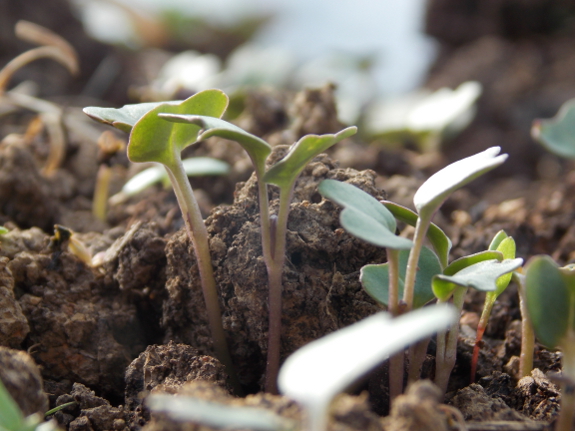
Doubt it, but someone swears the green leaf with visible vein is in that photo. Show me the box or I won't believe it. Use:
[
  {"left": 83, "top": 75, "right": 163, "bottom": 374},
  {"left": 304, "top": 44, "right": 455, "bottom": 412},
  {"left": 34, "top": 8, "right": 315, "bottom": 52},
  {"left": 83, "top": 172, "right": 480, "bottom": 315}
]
[{"left": 128, "top": 90, "right": 228, "bottom": 167}]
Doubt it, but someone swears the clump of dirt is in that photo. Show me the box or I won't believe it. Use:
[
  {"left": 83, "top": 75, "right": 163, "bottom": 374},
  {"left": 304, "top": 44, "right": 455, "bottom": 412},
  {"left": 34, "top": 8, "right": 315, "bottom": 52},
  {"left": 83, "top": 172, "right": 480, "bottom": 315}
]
[
  {"left": 124, "top": 341, "right": 230, "bottom": 427},
  {"left": 162, "top": 149, "right": 387, "bottom": 390},
  {"left": 0, "top": 223, "right": 170, "bottom": 403},
  {"left": 0, "top": 346, "right": 48, "bottom": 417}
]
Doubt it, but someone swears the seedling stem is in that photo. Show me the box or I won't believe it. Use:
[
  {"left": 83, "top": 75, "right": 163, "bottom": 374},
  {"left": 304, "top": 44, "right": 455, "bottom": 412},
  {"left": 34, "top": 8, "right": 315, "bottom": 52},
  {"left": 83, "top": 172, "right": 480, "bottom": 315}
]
[{"left": 166, "top": 160, "right": 238, "bottom": 391}]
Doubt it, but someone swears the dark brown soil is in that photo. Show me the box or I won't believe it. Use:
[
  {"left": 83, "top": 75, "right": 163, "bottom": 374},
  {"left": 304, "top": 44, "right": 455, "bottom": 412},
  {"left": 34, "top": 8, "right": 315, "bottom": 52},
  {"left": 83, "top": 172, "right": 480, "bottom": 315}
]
[{"left": 1, "top": 1, "right": 574, "bottom": 430}]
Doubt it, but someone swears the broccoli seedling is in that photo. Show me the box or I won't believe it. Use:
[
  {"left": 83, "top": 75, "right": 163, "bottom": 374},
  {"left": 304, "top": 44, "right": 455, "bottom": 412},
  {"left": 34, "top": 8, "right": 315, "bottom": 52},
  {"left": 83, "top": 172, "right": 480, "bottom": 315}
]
[
  {"left": 85, "top": 90, "right": 241, "bottom": 393},
  {"left": 159, "top": 113, "right": 356, "bottom": 393},
  {"left": 317, "top": 179, "right": 415, "bottom": 405},
  {"left": 278, "top": 305, "right": 458, "bottom": 431},
  {"left": 525, "top": 255, "right": 575, "bottom": 431},
  {"left": 318, "top": 148, "right": 511, "bottom": 396},
  {"left": 432, "top": 254, "right": 523, "bottom": 395},
  {"left": 470, "top": 230, "right": 516, "bottom": 383}
]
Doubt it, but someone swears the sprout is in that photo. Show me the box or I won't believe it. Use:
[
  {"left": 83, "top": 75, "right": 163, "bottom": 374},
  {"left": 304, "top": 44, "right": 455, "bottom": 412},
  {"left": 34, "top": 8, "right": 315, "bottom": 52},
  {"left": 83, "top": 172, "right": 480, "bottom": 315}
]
[
  {"left": 432, "top": 256, "right": 523, "bottom": 395},
  {"left": 85, "top": 89, "right": 241, "bottom": 393},
  {"left": 470, "top": 231, "right": 517, "bottom": 383},
  {"left": 161, "top": 113, "right": 356, "bottom": 393}
]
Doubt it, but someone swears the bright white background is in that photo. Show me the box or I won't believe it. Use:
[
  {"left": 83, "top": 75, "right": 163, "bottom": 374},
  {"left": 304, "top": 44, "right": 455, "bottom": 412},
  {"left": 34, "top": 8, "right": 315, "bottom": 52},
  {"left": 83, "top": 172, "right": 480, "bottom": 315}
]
[{"left": 75, "top": 0, "right": 436, "bottom": 97}]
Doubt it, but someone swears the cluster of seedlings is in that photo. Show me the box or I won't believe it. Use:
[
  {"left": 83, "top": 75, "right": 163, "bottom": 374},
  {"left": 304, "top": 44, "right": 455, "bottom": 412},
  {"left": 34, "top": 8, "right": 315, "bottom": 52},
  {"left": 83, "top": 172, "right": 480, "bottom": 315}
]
[{"left": 2, "top": 20, "right": 575, "bottom": 431}]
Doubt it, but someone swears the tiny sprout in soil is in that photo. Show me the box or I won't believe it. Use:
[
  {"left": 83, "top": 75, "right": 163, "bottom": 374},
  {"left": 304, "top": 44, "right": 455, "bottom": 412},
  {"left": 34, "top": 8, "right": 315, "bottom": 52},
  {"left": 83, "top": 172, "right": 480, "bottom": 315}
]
[{"left": 319, "top": 146, "right": 518, "bottom": 400}]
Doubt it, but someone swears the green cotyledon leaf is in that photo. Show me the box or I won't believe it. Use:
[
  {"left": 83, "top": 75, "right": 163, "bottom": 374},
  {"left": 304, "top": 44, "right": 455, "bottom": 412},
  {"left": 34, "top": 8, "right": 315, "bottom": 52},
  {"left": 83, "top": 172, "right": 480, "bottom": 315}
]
[
  {"left": 413, "top": 147, "right": 508, "bottom": 221},
  {"left": 532, "top": 98, "right": 575, "bottom": 159},
  {"left": 319, "top": 180, "right": 412, "bottom": 250},
  {"left": 433, "top": 258, "right": 523, "bottom": 302},
  {"left": 157, "top": 114, "right": 271, "bottom": 177},
  {"left": 263, "top": 127, "right": 357, "bottom": 189},
  {"left": 361, "top": 246, "right": 441, "bottom": 309},
  {"left": 84, "top": 101, "right": 180, "bottom": 133},
  {"left": 128, "top": 89, "right": 228, "bottom": 167}
]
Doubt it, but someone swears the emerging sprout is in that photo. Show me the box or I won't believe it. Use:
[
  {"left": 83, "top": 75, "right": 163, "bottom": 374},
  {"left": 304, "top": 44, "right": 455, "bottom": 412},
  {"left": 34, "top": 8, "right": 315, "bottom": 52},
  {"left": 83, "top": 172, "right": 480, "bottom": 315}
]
[
  {"left": 432, "top": 255, "right": 523, "bottom": 394},
  {"left": 470, "top": 231, "right": 517, "bottom": 383}
]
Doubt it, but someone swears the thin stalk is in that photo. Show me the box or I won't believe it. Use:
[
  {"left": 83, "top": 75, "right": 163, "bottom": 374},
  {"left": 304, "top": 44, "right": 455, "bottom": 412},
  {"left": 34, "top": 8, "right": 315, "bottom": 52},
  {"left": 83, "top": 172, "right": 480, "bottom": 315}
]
[
  {"left": 556, "top": 332, "right": 575, "bottom": 431},
  {"left": 517, "top": 281, "right": 534, "bottom": 378},
  {"left": 470, "top": 295, "right": 496, "bottom": 383},
  {"left": 166, "top": 162, "right": 241, "bottom": 394},
  {"left": 386, "top": 249, "right": 404, "bottom": 405},
  {"left": 407, "top": 338, "right": 430, "bottom": 383},
  {"left": 435, "top": 287, "right": 466, "bottom": 396},
  {"left": 264, "top": 186, "right": 293, "bottom": 394},
  {"left": 403, "top": 214, "right": 432, "bottom": 311},
  {"left": 387, "top": 249, "right": 400, "bottom": 316},
  {"left": 403, "top": 214, "right": 432, "bottom": 378},
  {"left": 92, "top": 164, "right": 111, "bottom": 222}
]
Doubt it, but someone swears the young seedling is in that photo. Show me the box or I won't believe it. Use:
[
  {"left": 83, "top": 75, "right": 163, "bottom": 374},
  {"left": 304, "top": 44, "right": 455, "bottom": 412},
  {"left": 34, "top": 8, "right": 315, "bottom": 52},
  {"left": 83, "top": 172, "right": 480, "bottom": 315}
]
[
  {"left": 0, "top": 378, "right": 59, "bottom": 431},
  {"left": 318, "top": 179, "right": 414, "bottom": 404},
  {"left": 85, "top": 89, "right": 241, "bottom": 392},
  {"left": 525, "top": 255, "right": 575, "bottom": 431},
  {"left": 531, "top": 98, "right": 575, "bottom": 159},
  {"left": 470, "top": 230, "right": 517, "bottom": 383},
  {"left": 278, "top": 305, "right": 458, "bottom": 431},
  {"left": 159, "top": 113, "right": 356, "bottom": 393},
  {"left": 432, "top": 254, "right": 523, "bottom": 395}
]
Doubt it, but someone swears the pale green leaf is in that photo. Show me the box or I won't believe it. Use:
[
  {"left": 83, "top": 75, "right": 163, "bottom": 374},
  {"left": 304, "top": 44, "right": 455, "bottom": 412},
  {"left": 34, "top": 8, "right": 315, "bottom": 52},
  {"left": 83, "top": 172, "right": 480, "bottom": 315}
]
[
  {"left": 532, "top": 99, "right": 575, "bottom": 159},
  {"left": 360, "top": 246, "right": 441, "bottom": 309},
  {"left": 128, "top": 90, "right": 228, "bottom": 167},
  {"left": 413, "top": 147, "right": 507, "bottom": 220}
]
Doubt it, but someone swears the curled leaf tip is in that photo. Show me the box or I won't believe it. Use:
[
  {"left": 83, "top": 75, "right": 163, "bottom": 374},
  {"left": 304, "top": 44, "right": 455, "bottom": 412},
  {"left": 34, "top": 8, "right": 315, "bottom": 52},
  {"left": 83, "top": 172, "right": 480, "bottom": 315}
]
[{"left": 413, "top": 146, "right": 508, "bottom": 217}]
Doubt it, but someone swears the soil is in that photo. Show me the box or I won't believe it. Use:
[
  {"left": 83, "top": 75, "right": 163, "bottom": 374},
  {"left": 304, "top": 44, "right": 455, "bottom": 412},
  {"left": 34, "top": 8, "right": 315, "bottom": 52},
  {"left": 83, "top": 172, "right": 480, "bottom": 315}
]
[{"left": 1, "top": 1, "right": 575, "bottom": 430}]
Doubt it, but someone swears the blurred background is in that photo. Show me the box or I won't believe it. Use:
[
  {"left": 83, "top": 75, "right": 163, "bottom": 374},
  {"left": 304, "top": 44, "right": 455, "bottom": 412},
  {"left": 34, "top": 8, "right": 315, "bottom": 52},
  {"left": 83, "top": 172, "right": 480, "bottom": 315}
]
[{"left": 3, "top": 0, "right": 575, "bottom": 177}]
